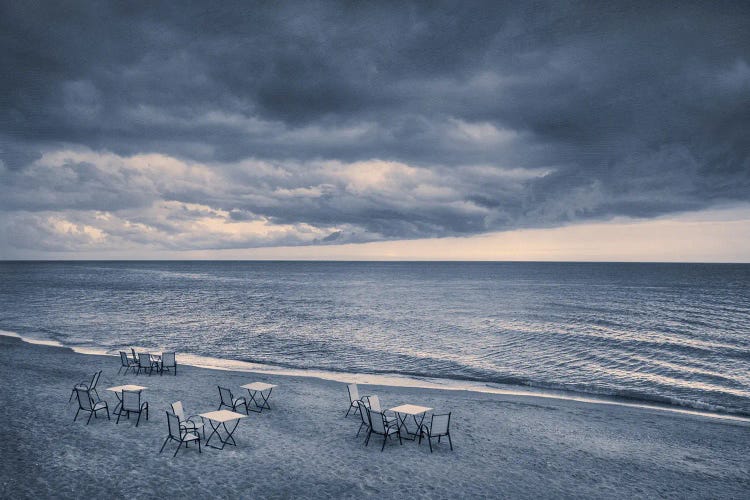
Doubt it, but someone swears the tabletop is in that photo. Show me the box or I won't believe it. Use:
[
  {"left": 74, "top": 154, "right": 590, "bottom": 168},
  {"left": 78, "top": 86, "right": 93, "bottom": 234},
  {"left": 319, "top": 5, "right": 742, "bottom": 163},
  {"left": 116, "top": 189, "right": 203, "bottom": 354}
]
[
  {"left": 106, "top": 385, "right": 148, "bottom": 392},
  {"left": 389, "top": 404, "right": 432, "bottom": 415},
  {"left": 199, "top": 410, "right": 248, "bottom": 423},
  {"left": 241, "top": 382, "right": 277, "bottom": 391}
]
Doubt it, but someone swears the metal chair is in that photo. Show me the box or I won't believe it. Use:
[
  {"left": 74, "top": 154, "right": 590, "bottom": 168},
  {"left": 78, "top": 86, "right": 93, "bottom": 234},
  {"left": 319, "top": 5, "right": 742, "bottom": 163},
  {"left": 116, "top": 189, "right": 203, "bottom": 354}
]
[
  {"left": 117, "top": 389, "right": 149, "bottom": 426},
  {"left": 118, "top": 351, "right": 137, "bottom": 374},
  {"left": 362, "top": 395, "right": 396, "bottom": 424},
  {"left": 73, "top": 387, "right": 110, "bottom": 424},
  {"left": 69, "top": 370, "right": 102, "bottom": 402},
  {"left": 365, "top": 407, "right": 402, "bottom": 451},
  {"left": 160, "top": 412, "right": 201, "bottom": 457},
  {"left": 171, "top": 401, "right": 205, "bottom": 439},
  {"left": 136, "top": 353, "right": 156, "bottom": 376},
  {"left": 159, "top": 352, "right": 177, "bottom": 375},
  {"left": 217, "top": 386, "right": 248, "bottom": 414},
  {"left": 419, "top": 412, "right": 453, "bottom": 452},
  {"left": 345, "top": 383, "right": 368, "bottom": 417}
]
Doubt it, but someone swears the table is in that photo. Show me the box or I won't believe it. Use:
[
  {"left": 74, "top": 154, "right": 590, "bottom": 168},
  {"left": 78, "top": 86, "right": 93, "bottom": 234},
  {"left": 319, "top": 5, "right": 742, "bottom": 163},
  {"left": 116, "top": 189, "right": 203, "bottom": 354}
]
[
  {"left": 106, "top": 385, "right": 147, "bottom": 415},
  {"left": 389, "top": 404, "right": 432, "bottom": 440},
  {"left": 199, "top": 410, "right": 247, "bottom": 450},
  {"left": 241, "top": 382, "right": 277, "bottom": 413}
]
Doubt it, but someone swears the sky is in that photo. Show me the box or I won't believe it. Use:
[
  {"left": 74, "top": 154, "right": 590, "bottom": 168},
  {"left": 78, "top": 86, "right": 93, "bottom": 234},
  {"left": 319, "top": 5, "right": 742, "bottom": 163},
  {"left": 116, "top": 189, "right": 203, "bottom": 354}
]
[{"left": 1, "top": 1, "right": 748, "bottom": 261}]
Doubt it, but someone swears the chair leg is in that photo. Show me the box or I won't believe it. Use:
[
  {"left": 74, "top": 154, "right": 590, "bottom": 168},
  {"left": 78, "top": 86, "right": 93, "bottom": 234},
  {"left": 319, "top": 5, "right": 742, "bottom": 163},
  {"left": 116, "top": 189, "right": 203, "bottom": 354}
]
[
  {"left": 116, "top": 409, "right": 122, "bottom": 424},
  {"left": 86, "top": 411, "right": 94, "bottom": 425},
  {"left": 197, "top": 438, "right": 201, "bottom": 453},
  {"left": 364, "top": 429, "right": 372, "bottom": 446},
  {"left": 135, "top": 411, "right": 142, "bottom": 427},
  {"left": 428, "top": 436, "right": 433, "bottom": 453},
  {"left": 381, "top": 436, "right": 387, "bottom": 452},
  {"left": 173, "top": 442, "right": 182, "bottom": 457},
  {"left": 74, "top": 408, "right": 80, "bottom": 422},
  {"left": 160, "top": 437, "right": 171, "bottom": 454},
  {"left": 106, "top": 407, "right": 110, "bottom": 420},
  {"left": 447, "top": 433, "right": 453, "bottom": 451}
]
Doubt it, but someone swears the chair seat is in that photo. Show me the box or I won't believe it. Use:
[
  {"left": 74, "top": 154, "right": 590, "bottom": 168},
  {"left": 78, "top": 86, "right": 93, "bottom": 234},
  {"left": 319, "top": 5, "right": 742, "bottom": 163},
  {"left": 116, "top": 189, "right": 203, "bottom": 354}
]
[
  {"left": 233, "top": 398, "right": 245, "bottom": 405},
  {"left": 182, "top": 432, "right": 200, "bottom": 441},
  {"left": 93, "top": 401, "right": 108, "bottom": 410}
]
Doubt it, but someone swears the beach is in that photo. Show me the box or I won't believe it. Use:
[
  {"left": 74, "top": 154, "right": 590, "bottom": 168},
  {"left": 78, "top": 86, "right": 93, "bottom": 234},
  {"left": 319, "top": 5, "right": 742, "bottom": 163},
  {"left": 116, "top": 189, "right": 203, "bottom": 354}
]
[{"left": 1, "top": 335, "right": 748, "bottom": 499}]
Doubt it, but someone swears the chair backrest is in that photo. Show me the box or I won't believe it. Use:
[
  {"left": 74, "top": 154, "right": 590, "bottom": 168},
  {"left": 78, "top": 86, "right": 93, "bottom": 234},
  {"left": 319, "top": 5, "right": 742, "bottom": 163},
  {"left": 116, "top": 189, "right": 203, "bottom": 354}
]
[
  {"left": 357, "top": 400, "right": 370, "bottom": 426},
  {"left": 369, "top": 410, "right": 387, "bottom": 434},
  {"left": 75, "top": 388, "right": 93, "bottom": 410},
  {"left": 431, "top": 413, "right": 451, "bottom": 435},
  {"left": 347, "top": 384, "right": 359, "bottom": 403},
  {"left": 171, "top": 401, "right": 186, "bottom": 422},
  {"left": 166, "top": 411, "right": 181, "bottom": 439},
  {"left": 368, "top": 395, "right": 383, "bottom": 412},
  {"left": 162, "top": 352, "right": 176, "bottom": 367},
  {"left": 122, "top": 390, "right": 141, "bottom": 411},
  {"left": 218, "top": 386, "right": 232, "bottom": 405},
  {"left": 120, "top": 351, "right": 130, "bottom": 366},
  {"left": 90, "top": 370, "right": 101, "bottom": 390},
  {"left": 138, "top": 353, "right": 151, "bottom": 367},
  {"left": 131, "top": 348, "right": 137, "bottom": 361}
]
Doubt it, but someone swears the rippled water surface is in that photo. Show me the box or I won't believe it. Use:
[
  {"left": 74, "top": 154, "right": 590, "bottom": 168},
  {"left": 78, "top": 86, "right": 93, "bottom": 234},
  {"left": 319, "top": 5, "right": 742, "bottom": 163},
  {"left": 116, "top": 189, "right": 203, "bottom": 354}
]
[{"left": 1, "top": 261, "right": 748, "bottom": 414}]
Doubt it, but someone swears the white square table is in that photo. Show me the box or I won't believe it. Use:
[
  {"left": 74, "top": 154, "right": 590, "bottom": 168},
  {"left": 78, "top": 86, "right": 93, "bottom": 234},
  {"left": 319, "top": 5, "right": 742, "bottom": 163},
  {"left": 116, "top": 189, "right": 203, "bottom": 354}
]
[
  {"left": 106, "top": 385, "right": 147, "bottom": 415},
  {"left": 389, "top": 404, "right": 432, "bottom": 440},
  {"left": 199, "top": 410, "right": 248, "bottom": 449},
  {"left": 241, "top": 382, "right": 277, "bottom": 413}
]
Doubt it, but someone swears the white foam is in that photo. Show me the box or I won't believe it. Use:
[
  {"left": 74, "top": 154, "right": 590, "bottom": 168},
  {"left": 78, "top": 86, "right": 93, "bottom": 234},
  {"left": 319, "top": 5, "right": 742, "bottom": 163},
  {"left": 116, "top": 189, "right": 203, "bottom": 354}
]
[{"left": 2, "top": 329, "right": 749, "bottom": 424}]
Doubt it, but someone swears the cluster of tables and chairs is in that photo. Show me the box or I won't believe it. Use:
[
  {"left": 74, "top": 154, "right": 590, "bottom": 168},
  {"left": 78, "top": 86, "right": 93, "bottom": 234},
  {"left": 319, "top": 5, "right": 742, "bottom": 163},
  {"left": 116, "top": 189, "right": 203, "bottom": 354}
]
[
  {"left": 346, "top": 383, "right": 453, "bottom": 453},
  {"left": 118, "top": 349, "right": 177, "bottom": 376},
  {"left": 68, "top": 362, "right": 278, "bottom": 458}
]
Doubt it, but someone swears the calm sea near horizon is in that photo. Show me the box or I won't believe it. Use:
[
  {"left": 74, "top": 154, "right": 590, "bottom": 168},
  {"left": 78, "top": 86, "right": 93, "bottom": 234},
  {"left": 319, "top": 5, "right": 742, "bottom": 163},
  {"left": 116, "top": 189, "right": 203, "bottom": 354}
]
[{"left": 1, "top": 261, "right": 748, "bottom": 415}]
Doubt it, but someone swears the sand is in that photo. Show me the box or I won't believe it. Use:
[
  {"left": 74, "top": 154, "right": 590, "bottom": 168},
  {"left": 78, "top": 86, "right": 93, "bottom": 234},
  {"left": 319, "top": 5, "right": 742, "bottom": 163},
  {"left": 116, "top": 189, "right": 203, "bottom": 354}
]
[{"left": 1, "top": 335, "right": 748, "bottom": 499}]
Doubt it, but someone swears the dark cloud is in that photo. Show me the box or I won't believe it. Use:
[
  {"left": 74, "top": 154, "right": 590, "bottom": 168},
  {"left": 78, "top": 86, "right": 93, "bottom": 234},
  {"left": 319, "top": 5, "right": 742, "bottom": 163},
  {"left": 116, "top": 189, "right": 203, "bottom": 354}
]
[{"left": 0, "top": 1, "right": 749, "bottom": 254}]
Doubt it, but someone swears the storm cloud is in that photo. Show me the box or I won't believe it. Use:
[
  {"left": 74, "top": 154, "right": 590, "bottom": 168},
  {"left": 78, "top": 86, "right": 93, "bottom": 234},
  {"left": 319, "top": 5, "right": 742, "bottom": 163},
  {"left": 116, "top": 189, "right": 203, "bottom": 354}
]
[{"left": 1, "top": 1, "right": 748, "bottom": 255}]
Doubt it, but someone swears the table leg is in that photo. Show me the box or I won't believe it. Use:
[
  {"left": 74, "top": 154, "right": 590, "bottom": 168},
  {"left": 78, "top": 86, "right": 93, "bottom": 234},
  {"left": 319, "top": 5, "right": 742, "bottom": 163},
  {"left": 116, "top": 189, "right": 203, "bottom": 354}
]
[
  {"left": 205, "top": 419, "right": 241, "bottom": 450},
  {"left": 247, "top": 388, "right": 273, "bottom": 412},
  {"left": 113, "top": 392, "right": 123, "bottom": 416}
]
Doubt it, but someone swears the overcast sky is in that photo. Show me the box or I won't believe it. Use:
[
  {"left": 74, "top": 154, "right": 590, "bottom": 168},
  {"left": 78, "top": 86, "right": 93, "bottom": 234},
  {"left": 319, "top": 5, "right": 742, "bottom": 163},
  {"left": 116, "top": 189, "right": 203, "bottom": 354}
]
[{"left": 1, "top": 1, "right": 748, "bottom": 260}]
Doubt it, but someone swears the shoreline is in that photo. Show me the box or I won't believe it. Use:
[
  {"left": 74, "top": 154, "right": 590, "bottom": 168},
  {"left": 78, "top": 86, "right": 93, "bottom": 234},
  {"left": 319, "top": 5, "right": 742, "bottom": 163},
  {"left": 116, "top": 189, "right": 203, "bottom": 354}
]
[{"left": 3, "top": 329, "right": 749, "bottom": 426}]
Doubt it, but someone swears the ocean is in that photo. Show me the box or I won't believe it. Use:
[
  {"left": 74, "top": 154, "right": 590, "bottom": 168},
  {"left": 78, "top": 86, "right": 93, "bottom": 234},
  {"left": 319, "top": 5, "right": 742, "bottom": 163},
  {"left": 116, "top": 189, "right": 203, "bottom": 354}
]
[{"left": 1, "top": 261, "right": 748, "bottom": 415}]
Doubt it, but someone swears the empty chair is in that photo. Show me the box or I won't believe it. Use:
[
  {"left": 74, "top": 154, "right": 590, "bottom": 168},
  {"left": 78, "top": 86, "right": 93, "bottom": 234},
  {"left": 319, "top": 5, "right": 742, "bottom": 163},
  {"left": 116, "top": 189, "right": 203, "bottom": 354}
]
[
  {"left": 159, "top": 352, "right": 177, "bottom": 376},
  {"left": 69, "top": 370, "right": 102, "bottom": 403},
  {"left": 362, "top": 395, "right": 396, "bottom": 423},
  {"left": 355, "top": 400, "right": 371, "bottom": 438},
  {"left": 73, "top": 387, "right": 109, "bottom": 424},
  {"left": 160, "top": 412, "right": 201, "bottom": 457},
  {"left": 345, "top": 383, "right": 367, "bottom": 417},
  {"left": 419, "top": 413, "right": 453, "bottom": 452},
  {"left": 365, "top": 408, "right": 402, "bottom": 451},
  {"left": 217, "top": 386, "right": 248, "bottom": 414},
  {"left": 136, "top": 353, "right": 156, "bottom": 376},
  {"left": 117, "top": 389, "right": 149, "bottom": 426},
  {"left": 171, "top": 401, "right": 204, "bottom": 439},
  {"left": 118, "top": 351, "right": 138, "bottom": 375}
]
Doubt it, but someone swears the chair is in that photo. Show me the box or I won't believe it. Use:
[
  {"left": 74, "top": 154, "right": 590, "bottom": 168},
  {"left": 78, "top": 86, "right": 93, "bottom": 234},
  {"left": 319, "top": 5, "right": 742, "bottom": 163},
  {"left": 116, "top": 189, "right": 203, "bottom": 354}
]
[
  {"left": 419, "top": 413, "right": 453, "bottom": 452},
  {"left": 171, "top": 401, "right": 205, "bottom": 439},
  {"left": 355, "top": 400, "right": 370, "bottom": 438},
  {"left": 365, "top": 408, "right": 402, "bottom": 451},
  {"left": 69, "top": 370, "right": 102, "bottom": 402},
  {"left": 118, "top": 351, "right": 138, "bottom": 374},
  {"left": 136, "top": 353, "right": 156, "bottom": 376},
  {"left": 159, "top": 352, "right": 177, "bottom": 376},
  {"left": 73, "top": 387, "right": 109, "bottom": 424},
  {"left": 345, "top": 383, "right": 368, "bottom": 417},
  {"left": 117, "top": 389, "right": 149, "bottom": 426},
  {"left": 160, "top": 412, "right": 201, "bottom": 457},
  {"left": 217, "top": 386, "right": 248, "bottom": 414},
  {"left": 362, "top": 395, "right": 396, "bottom": 424}
]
